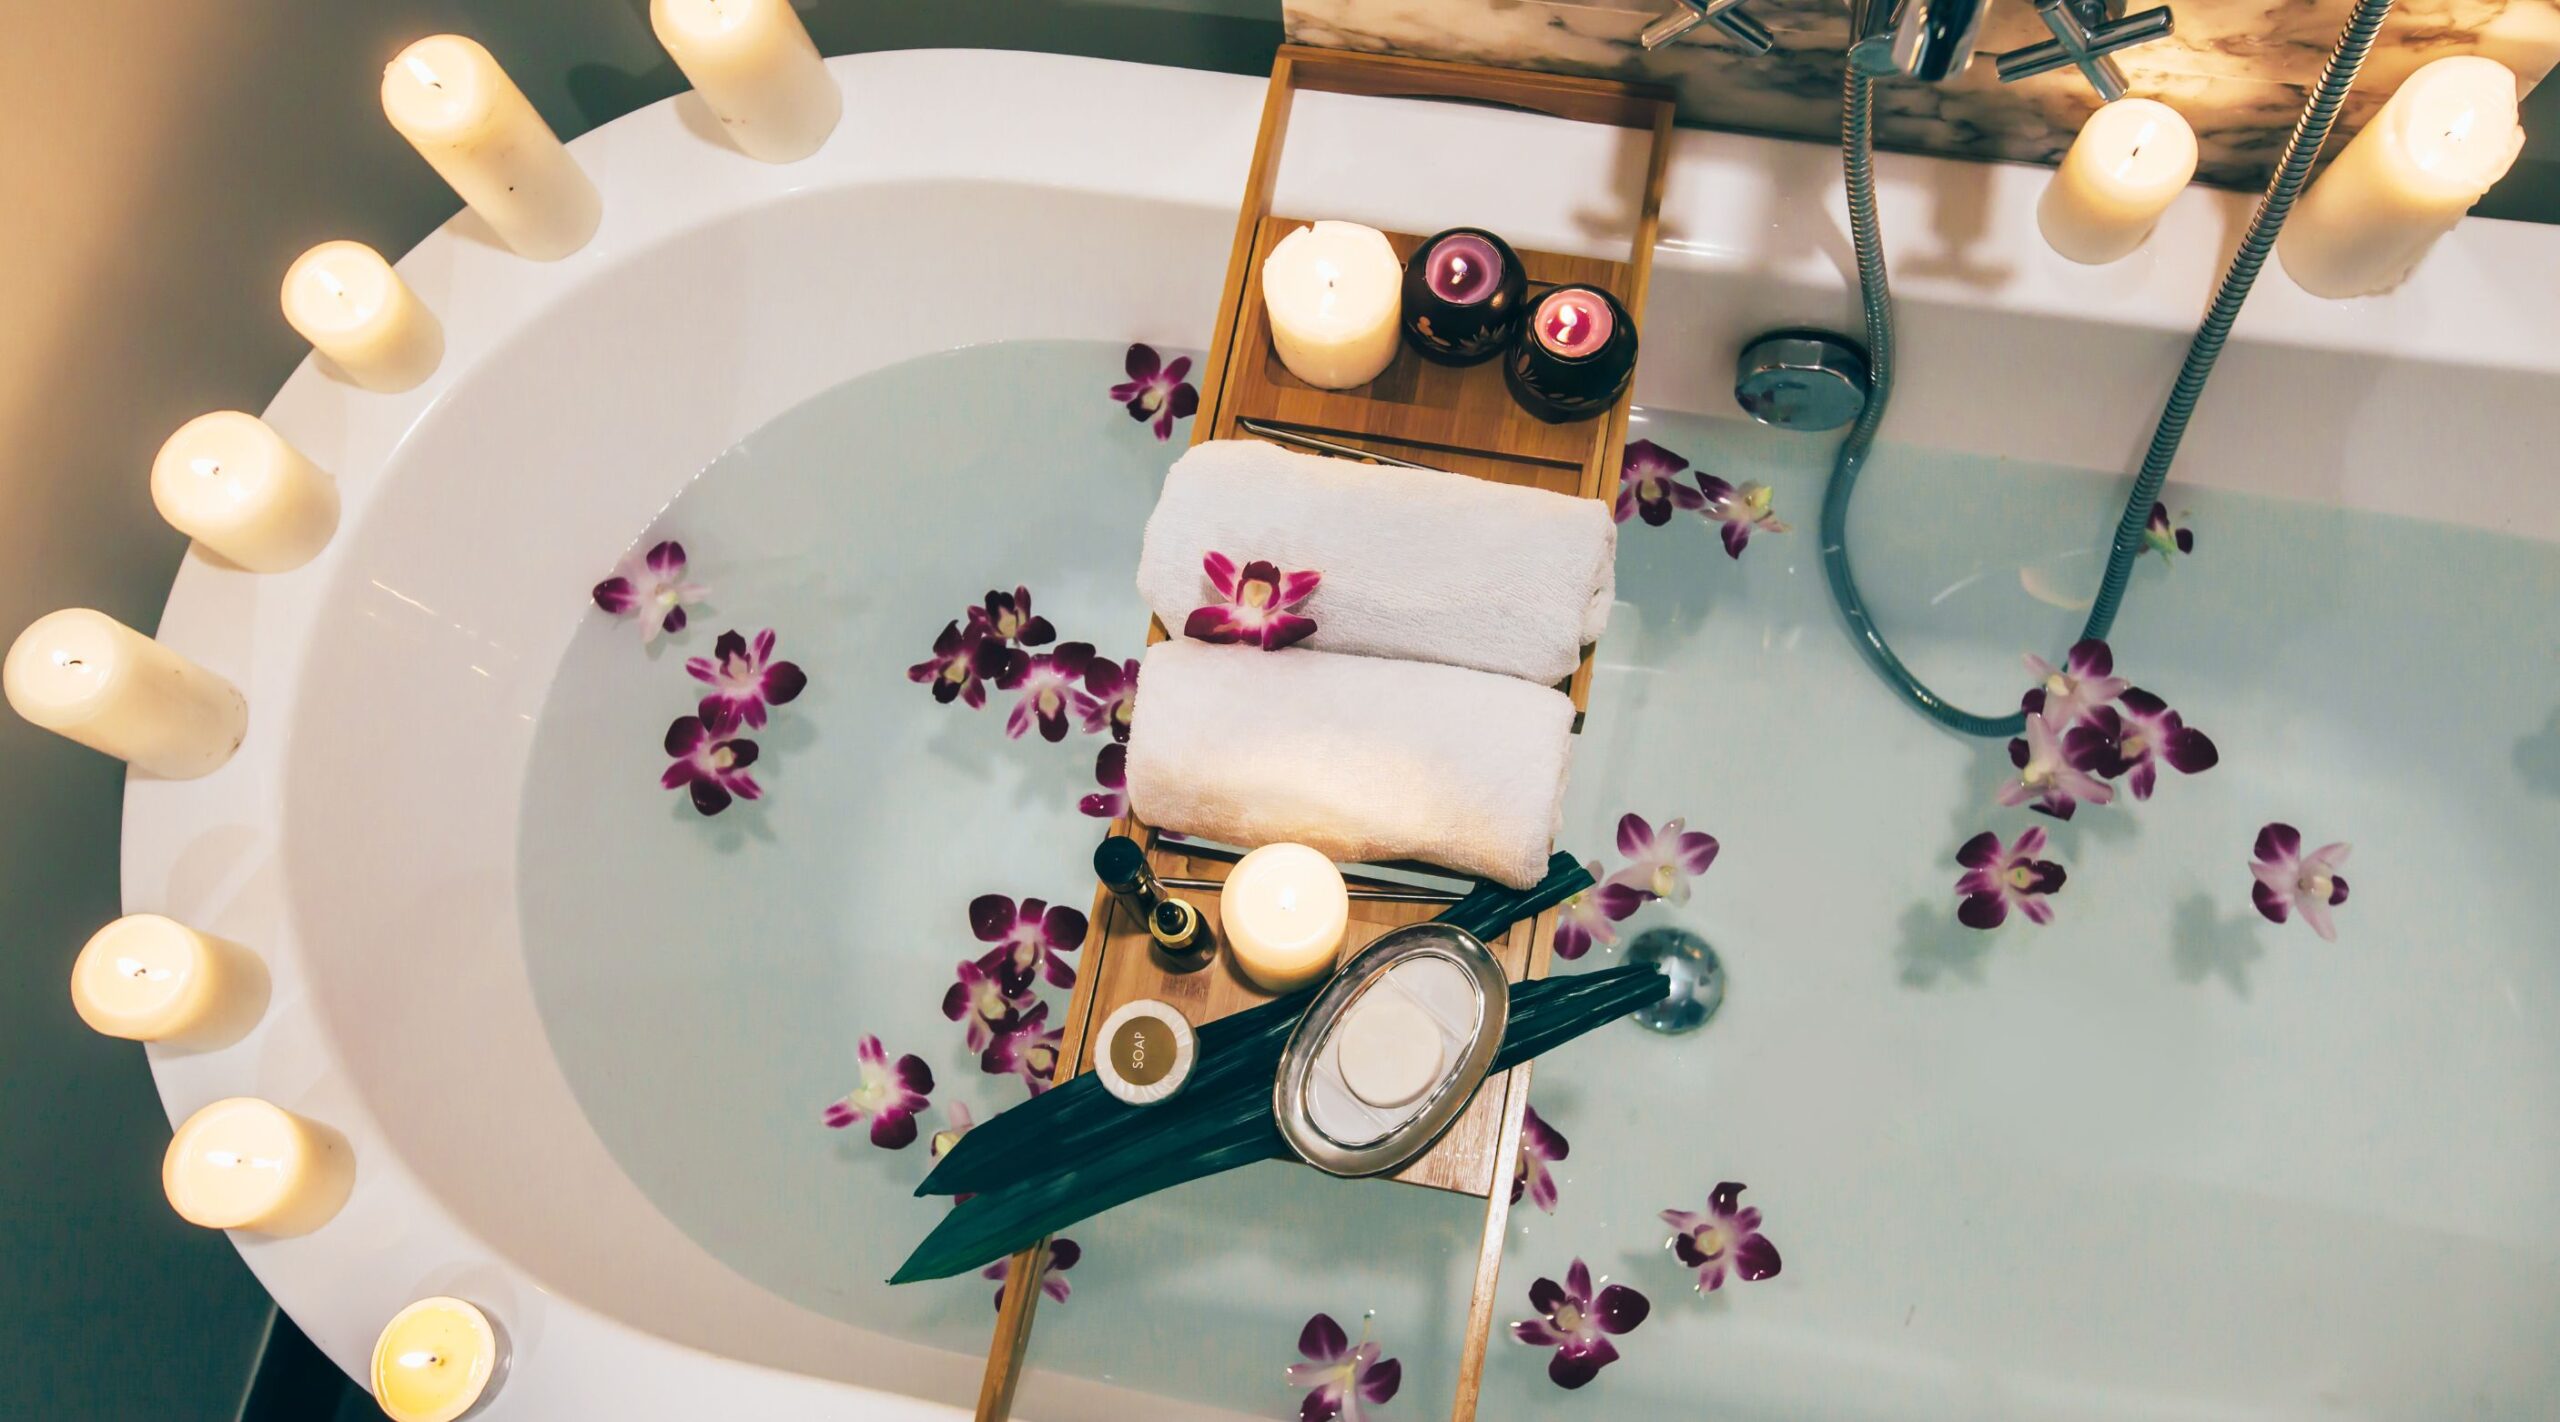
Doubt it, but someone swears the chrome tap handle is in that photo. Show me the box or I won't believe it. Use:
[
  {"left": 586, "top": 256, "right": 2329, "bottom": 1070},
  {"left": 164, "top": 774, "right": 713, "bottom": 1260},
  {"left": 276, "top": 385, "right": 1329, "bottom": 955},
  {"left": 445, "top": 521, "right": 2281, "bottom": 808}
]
[
  {"left": 1995, "top": 0, "right": 2174, "bottom": 102},
  {"left": 1638, "top": 0, "right": 1776, "bottom": 54}
]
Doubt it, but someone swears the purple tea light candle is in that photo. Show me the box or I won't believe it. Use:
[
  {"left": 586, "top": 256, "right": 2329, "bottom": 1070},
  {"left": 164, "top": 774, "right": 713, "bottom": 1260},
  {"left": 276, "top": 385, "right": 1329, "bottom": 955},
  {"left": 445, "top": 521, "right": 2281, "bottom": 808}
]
[
  {"left": 1399, "top": 227, "right": 1527, "bottom": 365},
  {"left": 1504, "top": 283, "right": 1638, "bottom": 423}
]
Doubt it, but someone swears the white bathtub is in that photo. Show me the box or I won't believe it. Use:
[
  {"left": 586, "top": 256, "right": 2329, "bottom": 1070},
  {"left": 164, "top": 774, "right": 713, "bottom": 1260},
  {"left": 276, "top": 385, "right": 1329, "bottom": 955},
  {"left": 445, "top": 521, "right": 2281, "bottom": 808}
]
[{"left": 127, "top": 48, "right": 2560, "bottom": 1420}]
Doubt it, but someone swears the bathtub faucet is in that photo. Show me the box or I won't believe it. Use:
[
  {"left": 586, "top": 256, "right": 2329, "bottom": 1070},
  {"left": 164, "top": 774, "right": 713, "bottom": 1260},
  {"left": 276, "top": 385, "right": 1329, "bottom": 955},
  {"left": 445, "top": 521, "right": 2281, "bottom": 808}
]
[{"left": 1637, "top": 0, "right": 1988, "bottom": 83}]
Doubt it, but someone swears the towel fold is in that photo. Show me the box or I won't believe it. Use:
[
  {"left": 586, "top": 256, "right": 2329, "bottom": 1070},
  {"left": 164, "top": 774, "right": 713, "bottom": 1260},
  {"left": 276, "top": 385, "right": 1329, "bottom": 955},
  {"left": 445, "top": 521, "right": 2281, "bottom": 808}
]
[
  {"left": 1125, "top": 640, "right": 1575, "bottom": 888},
  {"left": 1137, "top": 440, "right": 1616, "bottom": 687}
]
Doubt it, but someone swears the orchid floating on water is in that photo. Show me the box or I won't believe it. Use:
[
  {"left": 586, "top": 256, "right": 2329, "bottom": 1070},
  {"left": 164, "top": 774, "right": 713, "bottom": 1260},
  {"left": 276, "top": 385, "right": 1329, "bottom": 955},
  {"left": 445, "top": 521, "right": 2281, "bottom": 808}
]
[
  {"left": 1660, "top": 1181, "right": 1783, "bottom": 1293},
  {"left": 908, "top": 619, "right": 1014, "bottom": 709},
  {"left": 970, "top": 894, "right": 1088, "bottom": 990},
  {"left": 971, "top": 586, "right": 1055, "bottom": 649},
  {"left": 1615, "top": 439, "right": 1707, "bottom": 527},
  {"left": 1110, "top": 343, "right": 1200, "bottom": 442},
  {"left": 686, "top": 628, "right": 807, "bottom": 730},
  {"left": 2251, "top": 822, "right": 2352, "bottom": 941},
  {"left": 1955, "top": 825, "right": 2067, "bottom": 930},
  {"left": 2065, "top": 688, "right": 2219, "bottom": 800},
  {"left": 1609, "top": 813, "right": 1721, "bottom": 906},
  {"left": 1510, "top": 1105, "right": 1569, "bottom": 1215},
  {"left": 982, "top": 1001, "right": 1064, "bottom": 1095},
  {"left": 943, "top": 957, "right": 1035, "bottom": 1053},
  {"left": 1185, "top": 552, "right": 1321, "bottom": 651},
  {"left": 1553, "top": 861, "right": 1642, "bottom": 961},
  {"left": 592, "top": 539, "right": 707, "bottom": 645},
  {"left": 2019, "top": 639, "right": 2130, "bottom": 728},
  {"left": 983, "top": 1238, "right": 1081, "bottom": 1309},
  {"left": 1077, "top": 656, "right": 1140, "bottom": 741},
  {"left": 660, "top": 710, "right": 761, "bottom": 816},
  {"left": 1001, "top": 642, "right": 1096, "bottom": 742},
  {"left": 2145, "top": 503, "right": 2195, "bottom": 564},
  {"left": 821, "top": 1035, "right": 934, "bottom": 1148},
  {"left": 1511, "top": 1259, "right": 1649, "bottom": 1390},
  {"left": 1080, "top": 742, "right": 1129, "bottom": 820},
  {"left": 2002, "top": 710, "right": 2115, "bottom": 820},
  {"left": 1286, "top": 1312, "right": 1403, "bottom": 1422},
  {"left": 1696, "top": 475, "right": 1791, "bottom": 559}
]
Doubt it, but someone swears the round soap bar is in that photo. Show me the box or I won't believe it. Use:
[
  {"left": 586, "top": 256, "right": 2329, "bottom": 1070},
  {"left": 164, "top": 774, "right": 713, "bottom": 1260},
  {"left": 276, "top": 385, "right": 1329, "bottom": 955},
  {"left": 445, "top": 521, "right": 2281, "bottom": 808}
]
[
  {"left": 1336, "top": 988, "right": 1446, "bottom": 1110},
  {"left": 1094, "top": 998, "right": 1197, "bottom": 1106}
]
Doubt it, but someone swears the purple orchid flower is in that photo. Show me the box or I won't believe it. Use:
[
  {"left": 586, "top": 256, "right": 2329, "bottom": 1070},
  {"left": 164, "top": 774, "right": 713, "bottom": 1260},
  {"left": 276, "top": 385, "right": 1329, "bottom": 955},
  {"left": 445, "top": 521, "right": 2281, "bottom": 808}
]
[
  {"left": 982, "top": 1001, "right": 1063, "bottom": 1095},
  {"left": 2145, "top": 503, "right": 2194, "bottom": 563},
  {"left": 2065, "top": 688, "right": 2219, "bottom": 800},
  {"left": 1510, "top": 1105, "right": 1569, "bottom": 1214},
  {"left": 942, "top": 957, "right": 1035, "bottom": 1053},
  {"left": 1510, "top": 1259, "right": 1649, "bottom": 1391},
  {"left": 1183, "top": 552, "right": 1320, "bottom": 651},
  {"left": 2019, "top": 638, "right": 2129, "bottom": 727},
  {"left": 660, "top": 710, "right": 761, "bottom": 816},
  {"left": 1079, "top": 743, "right": 1128, "bottom": 820},
  {"left": 983, "top": 1238, "right": 1081, "bottom": 1309},
  {"left": 1553, "top": 862, "right": 1643, "bottom": 960},
  {"left": 592, "top": 539, "right": 707, "bottom": 644},
  {"left": 1075, "top": 656, "right": 1140, "bottom": 741},
  {"left": 1286, "top": 1312, "right": 1403, "bottom": 1422},
  {"left": 970, "top": 587, "right": 1055, "bottom": 648},
  {"left": 1955, "top": 825, "right": 2067, "bottom": 929},
  {"left": 930, "top": 1101, "right": 978, "bottom": 1204},
  {"left": 1614, "top": 439, "right": 1708, "bottom": 527},
  {"left": 2251, "top": 823, "right": 2352, "bottom": 941},
  {"left": 1110, "top": 343, "right": 1200, "bottom": 442},
  {"left": 908, "top": 619, "right": 1017, "bottom": 709},
  {"left": 1608, "top": 813, "right": 1720, "bottom": 906},
  {"left": 821, "top": 1035, "right": 934, "bottom": 1148},
  {"left": 971, "top": 894, "right": 1088, "bottom": 989},
  {"left": 1696, "top": 475, "right": 1790, "bottom": 559},
  {"left": 685, "top": 628, "right": 807, "bottom": 730},
  {"left": 1000, "top": 642, "right": 1095, "bottom": 743},
  {"left": 2001, "top": 711, "right": 2114, "bottom": 820},
  {"left": 1660, "top": 1181, "right": 1782, "bottom": 1292}
]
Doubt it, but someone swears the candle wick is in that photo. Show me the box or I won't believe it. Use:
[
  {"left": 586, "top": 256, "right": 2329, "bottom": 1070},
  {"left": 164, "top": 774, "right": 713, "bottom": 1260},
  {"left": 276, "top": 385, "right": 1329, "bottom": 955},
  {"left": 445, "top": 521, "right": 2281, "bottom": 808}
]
[{"left": 402, "top": 55, "right": 444, "bottom": 91}]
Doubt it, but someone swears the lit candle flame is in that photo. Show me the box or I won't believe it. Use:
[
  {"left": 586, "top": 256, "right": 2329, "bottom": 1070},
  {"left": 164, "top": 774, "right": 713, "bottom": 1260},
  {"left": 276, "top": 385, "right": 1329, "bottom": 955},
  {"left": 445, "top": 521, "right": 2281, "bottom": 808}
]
[
  {"left": 115, "top": 956, "right": 175, "bottom": 982},
  {"left": 402, "top": 55, "right": 443, "bottom": 91}
]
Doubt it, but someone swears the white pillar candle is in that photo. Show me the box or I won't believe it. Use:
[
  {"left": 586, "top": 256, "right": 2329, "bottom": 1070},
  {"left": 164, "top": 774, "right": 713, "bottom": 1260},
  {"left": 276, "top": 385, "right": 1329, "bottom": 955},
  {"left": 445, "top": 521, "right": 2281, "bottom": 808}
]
[
  {"left": 382, "top": 34, "right": 601, "bottom": 261},
  {"left": 150, "top": 412, "right": 340, "bottom": 572},
  {"left": 651, "top": 0, "right": 842, "bottom": 163},
  {"left": 2278, "top": 56, "right": 2526, "bottom": 299},
  {"left": 1220, "top": 843, "right": 1351, "bottom": 991},
  {"left": 372, "top": 1298, "right": 501, "bottom": 1422},
  {"left": 282, "top": 241, "right": 444, "bottom": 393},
  {"left": 163, "top": 1097, "right": 355, "bottom": 1236},
  {"left": 1262, "top": 220, "right": 1403, "bottom": 389},
  {"left": 2038, "top": 98, "right": 2197, "bottom": 265},
  {"left": 5, "top": 609, "right": 246, "bottom": 778},
  {"left": 71, "top": 914, "right": 269, "bottom": 1050}
]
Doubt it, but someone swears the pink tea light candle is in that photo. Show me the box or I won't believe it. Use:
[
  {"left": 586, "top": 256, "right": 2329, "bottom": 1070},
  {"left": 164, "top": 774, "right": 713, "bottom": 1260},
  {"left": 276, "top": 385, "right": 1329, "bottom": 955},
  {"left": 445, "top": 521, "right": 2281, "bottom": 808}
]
[{"left": 1505, "top": 284, "right": 1637, "bottom": 423}]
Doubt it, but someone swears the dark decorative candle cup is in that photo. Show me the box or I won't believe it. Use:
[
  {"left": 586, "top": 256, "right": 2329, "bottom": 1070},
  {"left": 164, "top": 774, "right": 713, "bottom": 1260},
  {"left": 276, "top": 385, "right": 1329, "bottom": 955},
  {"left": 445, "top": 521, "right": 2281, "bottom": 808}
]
[
  {"left": 1399, "top": 228, "right": 1527, "bottom": 365},
  {"left": 1504, "top": 283, "right": 1638, "bottom": 423}
]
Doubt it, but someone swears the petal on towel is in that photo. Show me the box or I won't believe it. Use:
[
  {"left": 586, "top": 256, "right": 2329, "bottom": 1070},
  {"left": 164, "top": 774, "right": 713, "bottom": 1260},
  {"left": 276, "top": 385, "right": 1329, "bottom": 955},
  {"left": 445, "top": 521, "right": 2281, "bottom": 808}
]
[{"left": 1202, "top": 550, "right": 1239, "bottom": 601}]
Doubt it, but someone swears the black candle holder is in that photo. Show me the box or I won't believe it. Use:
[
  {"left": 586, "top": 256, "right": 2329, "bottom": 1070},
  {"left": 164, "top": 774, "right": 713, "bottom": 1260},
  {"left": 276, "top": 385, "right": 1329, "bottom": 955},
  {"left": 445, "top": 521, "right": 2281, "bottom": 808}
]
[
  {"left": 1399, "top": 227, "right": 1528, "bottom": 366},
  {"left": 1504, "top": 283, "right": 1638, "bottom": 424}
]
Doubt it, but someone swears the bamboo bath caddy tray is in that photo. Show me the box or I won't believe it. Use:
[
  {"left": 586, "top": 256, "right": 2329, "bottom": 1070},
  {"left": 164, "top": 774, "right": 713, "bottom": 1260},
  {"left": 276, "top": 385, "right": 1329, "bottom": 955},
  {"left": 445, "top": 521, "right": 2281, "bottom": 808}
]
[{"left": 974, "top": 46, "right": 1674, "bottom": 1422}]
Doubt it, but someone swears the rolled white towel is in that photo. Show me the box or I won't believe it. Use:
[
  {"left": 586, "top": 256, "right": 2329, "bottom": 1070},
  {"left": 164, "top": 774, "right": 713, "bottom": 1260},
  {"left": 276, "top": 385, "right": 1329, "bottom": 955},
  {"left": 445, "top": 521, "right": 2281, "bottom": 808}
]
[
  {"left": 1136, "top": 439, "right": 1615, "bottom": 687},
  {"left": 1125, "top": 640, "right": 1575, "bottom": 889}
]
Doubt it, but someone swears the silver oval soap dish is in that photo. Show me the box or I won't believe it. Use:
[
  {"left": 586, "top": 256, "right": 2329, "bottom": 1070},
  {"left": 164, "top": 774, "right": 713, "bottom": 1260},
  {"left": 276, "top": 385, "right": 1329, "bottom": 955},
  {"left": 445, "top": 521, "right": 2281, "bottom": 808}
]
[{"left": 1274, "top": 922, "right": 1510, "bottom": 1178}]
